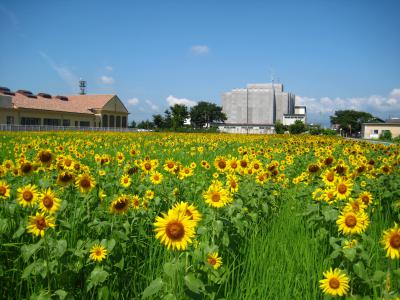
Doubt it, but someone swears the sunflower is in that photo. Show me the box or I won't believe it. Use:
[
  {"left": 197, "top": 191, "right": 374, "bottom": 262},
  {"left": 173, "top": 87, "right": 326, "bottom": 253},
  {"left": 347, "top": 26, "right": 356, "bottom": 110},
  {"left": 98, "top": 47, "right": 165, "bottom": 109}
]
[
  {"left": 207, "top": 252, "right": 222, "bottom": 270},
  {"left": 164, "top": 159, "right": 178, "bottom": 173},
  {"left": 39, "top": 188, "right": 61, "bottom": 214},
  {"left": 131, "top": 195, "right": 141, "bottom": 209},
  {"left": 110, "top": 195, "right": 131, "bottom": 214},
  {"left": 26, "top": 212, "right": 55, "bottom": 237},
  {"left": 226, "top": 174, "right": 239, "bottom": 193},
  {"left": 321, "top": 169, "right": 336, "bottom": 186},
  {"left": 343, "top": 198, "right": 366, "bottom": 213},
  {"left": 319, "top": 268, "right": 350, "bottom": 297},
  {"left": 89, "top": 244, "right": 108, "bottom": 262},
  {"left": 75, "top": 173, "right": 96, "bottom": 193},
  {"left": 0, "top": 180, "right": 11, "bottom": 200},
  {"left": 214, "top": 156, "right": 228, "bottom": 173},
  {"left": 334, "top": 178, "right": 353, "bottom": 200},
  {"left": 145, "top": 190, "right": 155, "bottom": 200},
  {"left": 227, "top": 157, "right": 240, "bottom": 173},
  {"left": 203, "top": 182, "right": 231, "bottom": 208},
  {"left": 57, "top": 171, "right": 75, "bottom": 186},
  {"left": 19, "top": 161, "right": 33, "bottom": 176},
  {"left": 172, "top": 202, "right": 202, "bottom": 223},
  {"left": 154, "top": 209, "right": 196, "bottom": 250},
  {"left": 336, "top": 211, "right": 369, "bottom": 235},
  {"left": 61, "top": 156, "right": 75, "bottom": 170},
  {"left": 120, "top": 174, "right": 131, "bottom": 188},
  {"left": 150, "top": 171, "right": 163, "bottom": 185},
  {"left": 255, "top": 172, "right": 269, "bottom": 185},
  {"left": 343, "top": 239, "right": 358, "bottom": 249},
  {"left": 37, "top": 149, "right": 54, "bottom": 166},
  {"left": 382, "top": 223, "right": 400, "bottom": 259},
  {"left": 17, "top": 184, "right": 39, "bottom": 207},
  {"left": 358, "top": 191, "right": 373, "bottom": 206}
]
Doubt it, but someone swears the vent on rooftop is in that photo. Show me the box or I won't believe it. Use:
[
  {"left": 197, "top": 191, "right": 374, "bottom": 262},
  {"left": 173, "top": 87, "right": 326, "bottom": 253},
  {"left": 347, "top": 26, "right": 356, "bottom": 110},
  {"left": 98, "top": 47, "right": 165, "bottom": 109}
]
[
  {"left": 0, "top": 86, "right": 11, "bottom": 93},
  {"left": 16, "top": 89, "right": 34, "bottom": 96},
  {"left": 55, "top": 95, "right": 68, "bottom": 101},
  {"left": 38, "top": 93, "right": 52, "bottom": 99}
]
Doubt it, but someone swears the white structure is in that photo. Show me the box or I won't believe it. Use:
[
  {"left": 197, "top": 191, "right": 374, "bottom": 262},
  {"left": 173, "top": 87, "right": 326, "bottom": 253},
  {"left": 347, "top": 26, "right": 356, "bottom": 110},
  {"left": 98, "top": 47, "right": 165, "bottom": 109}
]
[{"left": 219, "top": 83, "right": 305, "bottom": 133}]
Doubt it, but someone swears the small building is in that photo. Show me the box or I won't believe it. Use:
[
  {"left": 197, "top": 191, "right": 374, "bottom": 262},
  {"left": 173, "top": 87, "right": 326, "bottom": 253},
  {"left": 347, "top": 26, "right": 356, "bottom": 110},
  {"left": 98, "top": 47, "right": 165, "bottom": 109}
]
[
  {"left": 0, "top": 87, "right": 129, "bottom": 128},
  {"left": 362, "top": 118, "right": 400, "bottom": 139},
  {"left": 282, "top": 106, "right": 307, "bottom": 125}
]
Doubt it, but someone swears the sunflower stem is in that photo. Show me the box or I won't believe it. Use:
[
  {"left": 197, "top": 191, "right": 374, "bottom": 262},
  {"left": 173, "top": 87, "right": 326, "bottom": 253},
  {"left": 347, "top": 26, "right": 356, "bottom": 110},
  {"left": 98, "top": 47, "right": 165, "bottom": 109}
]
[{"left": 44, "top": 234, "right": 51, "bottom": 295}]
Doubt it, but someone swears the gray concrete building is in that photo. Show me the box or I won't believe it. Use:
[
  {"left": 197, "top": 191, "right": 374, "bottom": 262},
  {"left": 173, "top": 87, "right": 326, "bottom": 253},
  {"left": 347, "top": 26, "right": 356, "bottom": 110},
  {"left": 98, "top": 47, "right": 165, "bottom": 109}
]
[{"left": 220, "top": 83, "right": 302, "bottom": 133}]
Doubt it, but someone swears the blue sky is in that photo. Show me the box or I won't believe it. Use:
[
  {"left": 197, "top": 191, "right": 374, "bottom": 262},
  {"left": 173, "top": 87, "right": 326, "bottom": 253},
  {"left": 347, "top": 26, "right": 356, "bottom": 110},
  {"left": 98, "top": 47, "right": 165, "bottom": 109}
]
[{"left": 1, "top": 0, "right": 399, "bottom": 126}]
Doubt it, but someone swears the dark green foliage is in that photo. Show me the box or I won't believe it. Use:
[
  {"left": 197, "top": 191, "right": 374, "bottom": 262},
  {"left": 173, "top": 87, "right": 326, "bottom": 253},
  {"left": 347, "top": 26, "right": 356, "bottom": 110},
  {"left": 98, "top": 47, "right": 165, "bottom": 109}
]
[
  {"left": 330, "top": 110, "right": 382, "bottom": 136},
  {"left": 190, "top": 102, "right": 226, "bottom": 128},
  {"left": 288, "top": 120, "right": 305, "bottom": 134}
]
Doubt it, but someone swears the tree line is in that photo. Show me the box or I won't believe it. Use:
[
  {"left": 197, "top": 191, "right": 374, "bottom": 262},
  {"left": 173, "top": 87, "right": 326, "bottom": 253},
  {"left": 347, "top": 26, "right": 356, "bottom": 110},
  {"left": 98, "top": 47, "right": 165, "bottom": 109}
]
[{"left": 130, "top": 102, "right": 226, "bottom": 130}]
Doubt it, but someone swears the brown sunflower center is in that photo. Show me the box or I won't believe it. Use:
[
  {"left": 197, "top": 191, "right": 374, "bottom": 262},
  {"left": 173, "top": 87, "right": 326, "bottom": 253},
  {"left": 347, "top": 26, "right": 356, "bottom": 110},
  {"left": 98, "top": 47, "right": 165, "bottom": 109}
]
[
  {"left": 23, "top": 191, "right": 33, "bottom": 201},
  {"left": 361, "top": 195, "right": 370, "bottom": 204},
  {"left": 218, "top": 161, "right": 226, "bottom": 169},
  {"left": 144, "top": 163, "right": 152, "bottom": 170},
  {"left": 35, "top": 217, "right": 47, "bottom": 230},
  {"left": 167, "top": 162, "right": 174, "bottom": 169},
  {"left": 124, "top": 178, "right": 129, "bottom": 183},
  {"left": 329, "top": 277, "right": 340, "bottom": 289},
  {"left": 230, "top": 181, "right": 237, "bottom": 188},
  {"left": 240, "top": 161, "right": 247, "bottom": 168},
  {"left": 39, "top": 151, "right": 52, "bottom": 163},
  {"left": 60, "top": 173, "right": 73, "bottom": 182},
  {"left": 325, "top": 157, "right": 334, "bottom": 165},
  {"left": 211, "top": 193, "right": 221, "bottom": 202},
  {"left": 114, "top": 199, "right": 128, "bottom": 210},
  {"left": 95, "top": 249, "right": 102, "bottom": 256},
  {"left": 326, "top": 173, "right": 334, "bottom": 182},
  {"left": 231, "top": 162, "right": 238, "bottom": 169},
  {"left": 166, "top": 221, "right": 185, "bottom": 240},
  {"left": 308, "top": 164, "right": 319, "bottom": 173},
  {"left": 208, "top": 258, "right": 217, "bottom": 265},
  {"left": 0, "top": 186, "right": 6, "bottom": 196},
  {"left": 64, "top": 159, "right": 72, "bottom": 167},
  {"left": 345, "top": 215, "right": 357, "bottom": 228},
  {"left": 42, "top": 196, "right": 54, "bottom": 208},
  {"left": 338, "top": 183, "right": 347, "bottom": 194},
  {"left": 80, "top": 178, "right": 91, "bottom": 188},
  {"left": 390, "top": 233, "right": 400, "bottom": 249},
  {"left": 21, "top": 163, "right": 32, "bottom": 174}
]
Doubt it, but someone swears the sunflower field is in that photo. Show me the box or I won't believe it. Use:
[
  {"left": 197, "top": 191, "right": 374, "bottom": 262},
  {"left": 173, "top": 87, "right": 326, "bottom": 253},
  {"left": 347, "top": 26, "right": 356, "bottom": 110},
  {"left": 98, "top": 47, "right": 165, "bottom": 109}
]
[{"left": 0, "top": 131, "right": 399, "bottom": 299}]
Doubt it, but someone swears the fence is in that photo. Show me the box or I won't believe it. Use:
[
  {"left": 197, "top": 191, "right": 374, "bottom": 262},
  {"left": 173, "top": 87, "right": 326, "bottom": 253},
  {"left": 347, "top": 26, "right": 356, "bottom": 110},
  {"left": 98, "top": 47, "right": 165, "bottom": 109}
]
[{"left": 0, "top": 124, "right": 140, "bottom": 132}]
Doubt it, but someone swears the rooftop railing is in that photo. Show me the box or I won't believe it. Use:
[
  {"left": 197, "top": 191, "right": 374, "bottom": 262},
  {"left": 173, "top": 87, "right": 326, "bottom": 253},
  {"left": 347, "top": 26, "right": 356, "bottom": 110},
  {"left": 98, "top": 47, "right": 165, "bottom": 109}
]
[{"left": 0, "top": 124, "right": 140, "bottom": 132}]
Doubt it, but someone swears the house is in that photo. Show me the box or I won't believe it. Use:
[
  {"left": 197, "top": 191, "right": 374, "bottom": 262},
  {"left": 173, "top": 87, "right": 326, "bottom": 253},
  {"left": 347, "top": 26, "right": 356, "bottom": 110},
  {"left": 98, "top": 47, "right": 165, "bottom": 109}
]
[
  {"left": 362, "top": 118, "right": 400, "bottom": 139},
  {"left": 0, "top": 87, "right": 129, "bottom": 128}
]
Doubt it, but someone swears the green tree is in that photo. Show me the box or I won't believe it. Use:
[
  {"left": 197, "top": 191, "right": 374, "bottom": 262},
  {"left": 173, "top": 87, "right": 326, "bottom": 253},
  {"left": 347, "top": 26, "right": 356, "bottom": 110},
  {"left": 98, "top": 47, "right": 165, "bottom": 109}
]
[
  {"left": 330, "top": 110, "right": 383, "bottom": 136},
  {"left": 170, "top": 104, "right": 189, "bottom": 130},
  {"left": 137, "top": 120, "right": 154, "bottom": 129},
  {"left": 129, "top": 120, "right": 136, "bottom": 128},
  {"left": 152, "top": 114, "right": 165, "bottom": 129},
  {"left": 288, "top": 120, "right": 306, "bottom": 134},
  {"left": 189, "top": 101, "right": 227, "bottom": 128},
  {"left": 274, "top": 121, "right": 286, "bottom": 134},
  {"left": 379, "top": 130, "right": 392, "bottom": 141}
]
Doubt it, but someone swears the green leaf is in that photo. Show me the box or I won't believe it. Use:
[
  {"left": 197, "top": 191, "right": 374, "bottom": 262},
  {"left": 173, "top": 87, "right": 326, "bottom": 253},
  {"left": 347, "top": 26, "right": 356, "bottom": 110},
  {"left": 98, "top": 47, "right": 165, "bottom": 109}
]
[
  {"left": 12, "top": 224, "right": 25, "bottom": 239},
  {"left": 106, "top": 239, "right": 116, "bottom": 251},
  {"left": 142, "top": 277, "right": 163, "bottom": 299},
  {"left": 55, "top": 240, "right": 67, "bottom": 258},
  {"left": 115, "top": 257, "right": 124, "bottom": 270},
  {"left": 372, "top": 270, "right": 386, "bottom": 282},
  {"left": 88, "top": 267, "right": 108, "bottom": 289},
  {"left": 353, "top": 261, "right": 366, "bottom": 280},
  {"left": 22, "top": 261, "right": 37, "bottom": 279},
  {"left": 98, "top": 286, "right": 109, "bottom": 300},
  {"left": 222, "top": 232, "right": 230, "bottom": 247},
  {"left": 54, "top": 289, "right": 68, "bottom": 300},
  {"left": 163, "top": 294, "right": 177, "bottom": 300},
  {"left": 184, "top": 273, "right": 204, "bottom": 294},
  {"left": 343, "top": 248, "right": 357, "bottom": 262},
  {"left": 214, "top": 220, "right": 223, "bottom": 236},
  {"left": 321, "top": 206, "right": 338, "bottom": 222},
  {"left": 163, "top": 262, "right": 177, "bottom": 278},
  {"left": 21, "top": 240, "right": 43, "bottom": 262}
]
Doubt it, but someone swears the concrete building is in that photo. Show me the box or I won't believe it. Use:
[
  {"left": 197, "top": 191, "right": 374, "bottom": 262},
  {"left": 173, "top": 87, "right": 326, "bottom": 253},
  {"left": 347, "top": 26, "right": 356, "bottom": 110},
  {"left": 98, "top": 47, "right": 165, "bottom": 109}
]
[
  {"left": 362, "top": 118, "right": 400, "bottom": 139},
  {"left": 0, "top": 87, "right": 129, "bottom": 128},
  {"left": 220, "top": 83, "right": 305, "bottom": 133},
  {"left": 282, "top": 106, "right": 307, "bottom": 125}
]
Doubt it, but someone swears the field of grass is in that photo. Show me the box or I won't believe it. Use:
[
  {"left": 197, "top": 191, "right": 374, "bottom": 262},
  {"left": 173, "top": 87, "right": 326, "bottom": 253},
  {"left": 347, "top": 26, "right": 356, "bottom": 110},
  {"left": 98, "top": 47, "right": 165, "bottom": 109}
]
[{"left": 0, "top": 132, "right": 399, "bottom": 299}]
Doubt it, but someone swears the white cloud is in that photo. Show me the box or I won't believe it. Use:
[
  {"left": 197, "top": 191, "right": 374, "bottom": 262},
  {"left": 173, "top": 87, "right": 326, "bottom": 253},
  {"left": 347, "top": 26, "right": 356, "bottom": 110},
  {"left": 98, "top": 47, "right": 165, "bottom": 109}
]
[
  {"left": 166, "top": 95, "right": 197, "bottom": 107},
  {"left": 100, "top": 75, "right": 115, "bottom": 84},
  {"left": 127, "top": 97, "right": 140, "bottom": 106},
  {"left": 145, "top": 99, "right": 159, "bottom": 111},
  {"left": 190, "top": 45, "right": 209, "bottom": 55},
  {"left": 39, "top": 51, "right": 79, "bottom": 91},
  {"left": 296, "top": 88, "right": 400, "bottom": 125}
]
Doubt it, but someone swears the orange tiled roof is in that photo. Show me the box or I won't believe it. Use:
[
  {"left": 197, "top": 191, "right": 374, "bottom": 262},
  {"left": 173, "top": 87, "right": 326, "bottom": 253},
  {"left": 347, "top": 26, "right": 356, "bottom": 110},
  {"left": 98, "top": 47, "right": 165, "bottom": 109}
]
[{"left": 10, "top": 93, "right": 116, "bottom": 114}]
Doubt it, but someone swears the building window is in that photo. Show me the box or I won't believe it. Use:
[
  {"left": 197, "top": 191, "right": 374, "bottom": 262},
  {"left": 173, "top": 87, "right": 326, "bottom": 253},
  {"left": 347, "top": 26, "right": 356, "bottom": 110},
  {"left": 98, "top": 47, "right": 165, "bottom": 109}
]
[
  {"left": 122, "top": 116, "right": 127, "bottom": 128},
  {"left": 373, "top": 129, "right": 379, "bottom": 134},
  {"left": 21, "top": 117, "right": 41, "bottom": 125},
  {"left": 116, "top": 116, "right": 121, "bottom": 127},
  {"left": 63, "top": 119, "right": 70, "bottom": 126},
  {"left": 109, "top": 115, "right": 115, "bottom": 127},
  {"left": 75, "top": 121, "right": 78, "bottom": 127},
  {"left": 43, "top": 118, "right": 61, "bottom": 126},
  {"left": 80, "top": 121, "right": 90, "bottom": 127},
  {"left": 102, "top": 115, "right": 108, "bottom": 127},
  {"left": 6, "top": 116, "right": 14, "bottom": 124}
]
